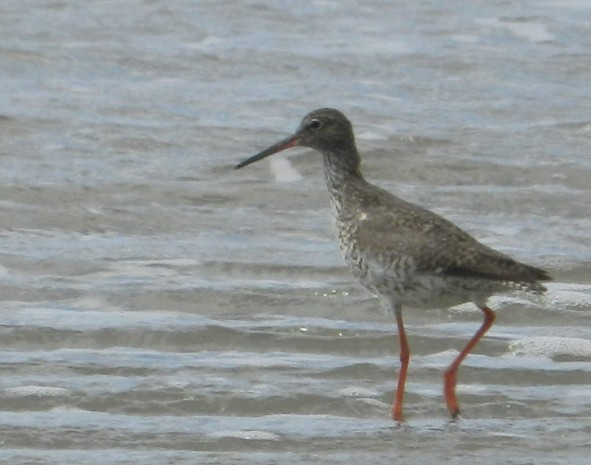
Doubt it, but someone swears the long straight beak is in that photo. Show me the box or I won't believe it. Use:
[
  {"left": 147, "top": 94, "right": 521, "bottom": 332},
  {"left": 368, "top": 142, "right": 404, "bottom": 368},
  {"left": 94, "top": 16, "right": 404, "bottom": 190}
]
[{"left": 234, "top": 134, "right": 300, "bottom": 170}]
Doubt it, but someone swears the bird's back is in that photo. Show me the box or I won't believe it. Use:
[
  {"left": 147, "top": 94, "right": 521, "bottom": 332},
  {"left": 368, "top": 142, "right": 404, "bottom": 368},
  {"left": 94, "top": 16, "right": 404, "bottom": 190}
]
[{"left": 330, "top": 176, "right": 550, "bottom": 305}]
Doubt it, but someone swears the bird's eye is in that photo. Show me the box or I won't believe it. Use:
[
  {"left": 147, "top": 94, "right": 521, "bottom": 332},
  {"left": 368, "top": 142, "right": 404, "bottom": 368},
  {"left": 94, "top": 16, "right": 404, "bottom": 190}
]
[{"left": 308, "top": 119, "right": 322, "bottom": 131}]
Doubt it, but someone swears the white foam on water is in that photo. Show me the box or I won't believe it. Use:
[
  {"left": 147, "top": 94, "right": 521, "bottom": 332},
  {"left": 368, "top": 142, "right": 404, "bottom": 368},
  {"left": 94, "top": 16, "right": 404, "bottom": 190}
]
[
  {"left": 477, "top": 18, "right": 555, "bottom": 42},
  {"left": 3, "top": 385, "right": 72, "bottom": 397},
  {"left": 509, "top": 336, "right": 591, "bottom": 359},
  {"left": 543, "top": 282, "right": 591, "bottom": 310},
  {"left": 338, "top": 386, "right": 380, "bottom": 397},
  {"left": 207, "top": 430, "right": 281, "bottom": 441},
  {"left": 270, "top": 156, "right": 303, "bottom": 183}
]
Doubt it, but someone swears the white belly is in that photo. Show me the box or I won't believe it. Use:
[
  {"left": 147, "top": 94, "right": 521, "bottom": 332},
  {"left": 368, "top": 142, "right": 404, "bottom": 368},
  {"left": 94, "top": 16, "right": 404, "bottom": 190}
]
[{"left": 344, "top": 249, "right": 496, "bottom": 310}]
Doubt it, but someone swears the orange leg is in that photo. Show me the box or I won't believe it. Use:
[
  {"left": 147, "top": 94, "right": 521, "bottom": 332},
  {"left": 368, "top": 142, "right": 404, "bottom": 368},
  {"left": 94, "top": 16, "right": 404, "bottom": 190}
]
[
  {"left": 392, "top": 311, "right": 410, "bottom": 422},
  {"left": 443, "top": 305, "right": 496, "bottom": 418}
]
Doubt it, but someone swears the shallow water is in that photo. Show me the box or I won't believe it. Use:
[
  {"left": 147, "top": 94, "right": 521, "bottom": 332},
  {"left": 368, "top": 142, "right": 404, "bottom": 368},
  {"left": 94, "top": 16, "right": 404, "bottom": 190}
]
[{"left": 1, "top": 0, "right": 591, "bottom": 463}]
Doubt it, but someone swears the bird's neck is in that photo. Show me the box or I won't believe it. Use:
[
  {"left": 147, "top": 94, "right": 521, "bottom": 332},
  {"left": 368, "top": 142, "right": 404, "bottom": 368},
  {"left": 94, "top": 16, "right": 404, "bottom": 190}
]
[
  {"left": 321, "top": 147, "right": 366, "bottom": 218},
  {"left": 321, "top": 145, "right": 362, "bottom": 183}
]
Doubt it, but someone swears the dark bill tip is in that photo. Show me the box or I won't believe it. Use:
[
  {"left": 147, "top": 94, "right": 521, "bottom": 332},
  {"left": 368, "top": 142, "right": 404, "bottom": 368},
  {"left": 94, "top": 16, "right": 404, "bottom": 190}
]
[{"left": 234, "top": 135, "right": 300, "bottom": 170}]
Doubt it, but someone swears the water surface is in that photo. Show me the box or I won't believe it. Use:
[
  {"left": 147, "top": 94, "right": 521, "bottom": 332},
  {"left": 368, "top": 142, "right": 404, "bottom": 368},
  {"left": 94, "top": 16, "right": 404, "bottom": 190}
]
[{"left": 1, "top": 0, "right": 591, "bottom": 463}]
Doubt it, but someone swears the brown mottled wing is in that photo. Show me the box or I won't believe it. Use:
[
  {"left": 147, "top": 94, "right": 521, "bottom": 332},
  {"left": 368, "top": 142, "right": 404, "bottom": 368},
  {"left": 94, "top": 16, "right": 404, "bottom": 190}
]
[{"left": 354, "top": 196, "right": 551, "bottom": 284}]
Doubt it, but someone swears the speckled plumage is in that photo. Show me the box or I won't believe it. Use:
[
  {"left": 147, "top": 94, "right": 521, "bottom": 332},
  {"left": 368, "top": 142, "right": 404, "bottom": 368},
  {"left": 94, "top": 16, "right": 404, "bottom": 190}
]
[
  {"left": 326, "top": 157, "right": 548, "bottom": 309},
  {"left": 235, "top": 108, "right": 551, "bottom": 422}
]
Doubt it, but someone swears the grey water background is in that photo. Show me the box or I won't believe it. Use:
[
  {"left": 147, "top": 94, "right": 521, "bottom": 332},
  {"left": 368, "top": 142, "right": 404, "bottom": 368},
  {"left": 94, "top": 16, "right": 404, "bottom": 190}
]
[{"left": 1, "top": 0, "right": 591, "bottom": 463}]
